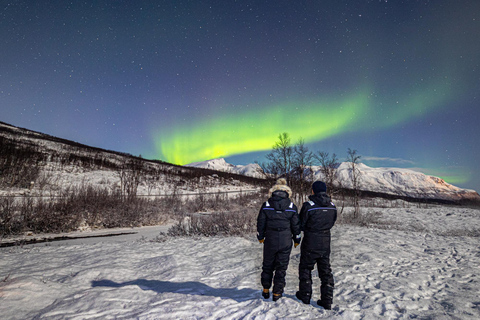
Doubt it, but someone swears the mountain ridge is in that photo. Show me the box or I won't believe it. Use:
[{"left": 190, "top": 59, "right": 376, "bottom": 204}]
[{"left": 187, "top": 158, "right": 480, "bottom": 203}]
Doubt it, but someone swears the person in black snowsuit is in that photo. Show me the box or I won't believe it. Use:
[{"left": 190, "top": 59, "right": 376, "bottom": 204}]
[
  {"left": 257, "top": 178, "right": 301, "bottom": 301},
  {"left": 296, "top": 181, "right": 337, "bottom": 310}
]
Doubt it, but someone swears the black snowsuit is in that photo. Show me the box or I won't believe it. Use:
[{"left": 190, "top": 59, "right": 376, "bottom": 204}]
[
  {"left": 297, "top": 192, "right": 337, "bottom": 306},
  {"left": 257, "top": 190, "right": 301, "bottom": 295}
]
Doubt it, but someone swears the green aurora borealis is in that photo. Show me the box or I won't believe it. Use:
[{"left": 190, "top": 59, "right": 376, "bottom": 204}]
[
  {"left": 155, "top": 80, "right": 452, "bottom": 166},
  {"left": 1, "top": 0, "right": 479, "bottom": 191},
  {"left": 155, "top": 91, "right": 368, "bottom": 165}
]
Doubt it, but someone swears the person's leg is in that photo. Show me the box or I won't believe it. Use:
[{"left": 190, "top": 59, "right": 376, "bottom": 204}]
[
  {"left": 297, "top": 250, "right": 315, "bottom": 304},
  {"left": 317, "top": 254, "right": 334, "bottom": 309},
  {"left": 261, "top": 246, "right": 276, "bottom": 295},
  {"left": 272, "top": 246, "right": 292, "bottom": 300}
]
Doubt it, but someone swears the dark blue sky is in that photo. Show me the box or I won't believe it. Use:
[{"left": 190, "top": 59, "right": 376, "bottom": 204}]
[{"left": 1, "top": 0, "right": 479, "bottom": 191}]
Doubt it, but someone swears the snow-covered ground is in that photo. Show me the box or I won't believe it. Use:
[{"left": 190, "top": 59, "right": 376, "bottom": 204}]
[{"left": 1, "top": 205, "right": 480, "bottom": 319}]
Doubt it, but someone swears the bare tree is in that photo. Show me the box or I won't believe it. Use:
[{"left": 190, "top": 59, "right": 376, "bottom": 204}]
[
  {"left": 144, "top": 170, "right": 160, "bottom": 196},
  {"left": 291, "top": 138, "right": 315, "bottom": 202},
  {"left": 261, "top": 132, "right": 293, "bottom": 182},
  {"left": 315, "top": 151, "right": 339, "bottom": 194},
  {"left": 118, "top": 159, "right": 143, "bottom": 201},
  {"left": 346, "top": 148, "right": 362, "bottom": 218}
]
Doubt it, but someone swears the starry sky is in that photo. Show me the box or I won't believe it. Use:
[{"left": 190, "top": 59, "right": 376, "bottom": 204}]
[{"left": 1, "top": 0, "right": 479, "bottom": 191}]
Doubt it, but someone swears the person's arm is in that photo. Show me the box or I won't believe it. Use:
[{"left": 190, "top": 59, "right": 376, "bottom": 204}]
[
  {"left": 291, "top": 204, "right": 301, "bottom": 247},
  {"left": 299, "top": 202, "right": 309, "bottom": 232},
  {"left": 257, "top": 204, "right": 267, "bottom": 242},
  {"left": 331, "top": 201, "right": 337, "bottom": 224}
]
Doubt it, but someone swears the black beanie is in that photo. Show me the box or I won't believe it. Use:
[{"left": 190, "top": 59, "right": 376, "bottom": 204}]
[{"left": 312, "top": 181, "right": 327, "bottom": 194}]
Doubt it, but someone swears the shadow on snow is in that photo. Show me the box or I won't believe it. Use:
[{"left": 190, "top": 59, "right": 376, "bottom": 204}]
[{"left": 91, "top": 279, "right": 259, "bottom": 302}]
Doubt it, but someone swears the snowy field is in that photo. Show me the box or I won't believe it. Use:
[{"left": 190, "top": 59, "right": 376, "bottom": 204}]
[{"left": 1, "top": 205, "right": 480, "bottom": 319}]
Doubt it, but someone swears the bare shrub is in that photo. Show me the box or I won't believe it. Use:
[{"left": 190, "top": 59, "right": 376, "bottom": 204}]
[
  {"left": 346, "top": 148, "right": 362, "bottom": 218},
  {"left": 167, "top": 208, "right": 257, "bottom": 237},
  {"left": 101, "top": 199, "right": 140, "bottom": 228},
  {"left": 337, "top": 208, "right": 384, "bottom": 228},
  {"left": 73, "top": 186, "right": 168, "bottom": 228},
  {"left": 161, "top": 185, "right": 182, "bottom": 215},
  {"left": 437, "top": 228, "right": 480, "bottom": 237},
  {"left": 166, "top": 190, "right": 264, "bottom": 237},
  {"left": 35, "top": 170, "right": 58, "bottom": 191},
  {"left": 1, "top": 185, "right": 262, "bottom": 237},
  {"left": 1, "top": 185, "right": 171, "bottom": 236},
  {"left": 19, "top": 193, "right": 82, "bottom": 234},
  {"left": 0, "top": 136, "right": 44, "bottom": 188},
  {"left": 179, "top": 191, "right": 232, "bottom": 214},
  {"left": 0, "top": 196, "right": 18, "bottom": 236},
  {"left": 118, "top": 159, "right": 143, "bottom": 201}
]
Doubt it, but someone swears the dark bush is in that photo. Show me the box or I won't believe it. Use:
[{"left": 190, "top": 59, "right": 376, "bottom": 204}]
[{"left": 0, "top": 136, "right": 44, "bottom": 188}]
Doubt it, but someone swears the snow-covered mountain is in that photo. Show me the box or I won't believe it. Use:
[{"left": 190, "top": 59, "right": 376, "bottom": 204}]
[
  {"left": 187, "top": 158, "right": 264, "bottom": 178},
  {"left": 187, "top": 158, "right": 480, "bottom": 203},
  {"left": 326, "top": 162, "right": 479, "bottom": 202}
]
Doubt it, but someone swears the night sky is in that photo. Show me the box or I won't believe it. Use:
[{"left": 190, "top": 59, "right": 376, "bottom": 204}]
[{"left": 1, "top": 1, "right": 479, "bottom": 191}]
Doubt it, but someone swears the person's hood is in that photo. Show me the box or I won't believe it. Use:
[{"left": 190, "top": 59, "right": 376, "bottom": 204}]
[
  {"left": 269, "top": 178, "right": 292, "bottom": 198},
  {"left": 268, "top": 190, "right": 292, "bottom": 210},
  {"left": 309, "top": 192, "right": 331, "bottom": 206}
]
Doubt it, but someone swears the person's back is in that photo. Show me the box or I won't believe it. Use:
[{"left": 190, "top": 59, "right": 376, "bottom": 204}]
[
  {"left": 258, "top": 190, "right": 297, "bottom": 250},
  {"left": 296, "top": 181, "right": 337, "bottom": 309},
  {"left": 257, "top": 178, "right": 300, "bottom": 301},
  {"left": 300, "top": 191, "right": 336, "bottom": 251}
]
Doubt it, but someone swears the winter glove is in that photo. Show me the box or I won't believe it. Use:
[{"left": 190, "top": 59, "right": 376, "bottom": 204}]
[
  {"left": 293, "top": 234, "right": 301, "bottom": 248},
  {"left": 258, "top": 239, "right": 264, "bottom": 244}
]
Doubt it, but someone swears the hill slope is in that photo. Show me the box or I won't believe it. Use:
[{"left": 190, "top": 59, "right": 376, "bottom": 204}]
[{"left": 0, "top": 121, "right": 263, "bottom": 198}]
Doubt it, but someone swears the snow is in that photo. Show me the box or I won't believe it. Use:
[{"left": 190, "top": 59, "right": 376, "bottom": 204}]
[
  {"left": 2, "top": 205, "right": 480, "bottom": 319},
  {"left": 189, "top": 158, "right": 480, "bottom": 202},
  {"left": 187, "top": 158, "right": 264, "bottom": 179},
  {"left": 331, "top": 163, "right": 479, "bottom": 201}
]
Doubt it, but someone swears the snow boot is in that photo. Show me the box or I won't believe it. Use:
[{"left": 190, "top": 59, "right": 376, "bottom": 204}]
[
  {"left": 296, "top": 291, "right": 310, "bottom": 304},
  {"left": 318, "top": 283, "right": 333, "bottom": 309},
  {"left": 262, "top": 289, "right": 270, "bottom": 299},
  {"left": 317, "top": 300, "right": 332, "bottom": 310},
  {"left": 272, "top": 293, "right": 282, "bottom": 301}
]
